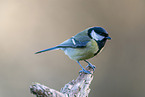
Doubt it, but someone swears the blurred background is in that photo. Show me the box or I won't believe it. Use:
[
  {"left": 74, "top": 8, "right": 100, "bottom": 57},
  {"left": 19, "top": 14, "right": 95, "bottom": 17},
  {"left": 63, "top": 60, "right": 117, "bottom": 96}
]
[{"left": 0, "top": 0, "right": 145, "bottom": 97}]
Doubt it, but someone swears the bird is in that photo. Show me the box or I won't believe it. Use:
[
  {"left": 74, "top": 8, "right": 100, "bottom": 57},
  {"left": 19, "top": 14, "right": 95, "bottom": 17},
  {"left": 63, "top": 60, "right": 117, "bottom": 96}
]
[{"left": 35, "top": 26, "right": 111, "bottom": 74}]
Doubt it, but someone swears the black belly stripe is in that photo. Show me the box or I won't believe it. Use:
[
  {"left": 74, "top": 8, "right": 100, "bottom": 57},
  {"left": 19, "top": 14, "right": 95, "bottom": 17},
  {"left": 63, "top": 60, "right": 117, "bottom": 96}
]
[
  {"left": 94, "top": 49, "right": 100, "bottom": 56},
  {"left": 94, "top": 39, "right": 106, "bottom": 56}
]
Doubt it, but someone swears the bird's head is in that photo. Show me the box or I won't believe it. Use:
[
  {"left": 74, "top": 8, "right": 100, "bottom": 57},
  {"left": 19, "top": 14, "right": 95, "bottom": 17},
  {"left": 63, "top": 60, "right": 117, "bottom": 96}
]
[{"left": 88, "top": 27, "right": 111, "bottom": 41}]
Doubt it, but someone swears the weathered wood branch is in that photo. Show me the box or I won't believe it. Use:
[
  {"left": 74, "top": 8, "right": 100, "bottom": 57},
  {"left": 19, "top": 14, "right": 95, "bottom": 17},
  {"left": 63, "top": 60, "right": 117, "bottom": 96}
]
[{"left": 30, "top": 66, "right": 95, "bottom": 97}]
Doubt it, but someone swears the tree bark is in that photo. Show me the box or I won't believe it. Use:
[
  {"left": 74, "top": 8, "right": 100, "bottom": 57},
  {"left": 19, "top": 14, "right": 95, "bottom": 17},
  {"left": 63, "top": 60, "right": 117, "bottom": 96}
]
[{"left": 30, "top": 66, "right": 95, "bottom": 97}]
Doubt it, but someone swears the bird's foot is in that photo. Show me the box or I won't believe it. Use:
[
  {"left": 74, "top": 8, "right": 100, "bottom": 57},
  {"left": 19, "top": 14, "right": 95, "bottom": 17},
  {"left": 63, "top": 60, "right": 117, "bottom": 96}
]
[
  {"left": 86, "top": 64, "right": 96, "bottom": 71},
  {"left": 84, "top": 60, "right": 96, "bottom": 71},
  {"left": 79, "top": 69, "right": 91, "bottom": 74}
]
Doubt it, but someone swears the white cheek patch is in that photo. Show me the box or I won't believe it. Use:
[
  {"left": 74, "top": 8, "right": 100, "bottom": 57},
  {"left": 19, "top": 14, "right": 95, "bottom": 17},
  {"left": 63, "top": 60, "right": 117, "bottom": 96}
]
[{"left": 91, "top": 30, "right": 105, "bottom": 41}]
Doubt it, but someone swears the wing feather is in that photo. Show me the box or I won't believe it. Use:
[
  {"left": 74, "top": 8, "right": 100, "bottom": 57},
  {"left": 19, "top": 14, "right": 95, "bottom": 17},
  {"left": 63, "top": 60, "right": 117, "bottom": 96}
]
[
  {"left": 57, "top": 30, "right": 91, "bottom": 48},
  {"left": 57, "top": 37, "right": 89, "bottom": 48}
]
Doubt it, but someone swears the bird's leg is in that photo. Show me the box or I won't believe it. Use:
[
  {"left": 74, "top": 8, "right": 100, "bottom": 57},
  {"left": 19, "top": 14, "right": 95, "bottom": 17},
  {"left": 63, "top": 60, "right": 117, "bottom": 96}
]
[
  {"left": 77, "top": 61, "right": 91, "bottom": 74},
  {"left": 84, "top": 60, "right": 96, "bottom": 71}
]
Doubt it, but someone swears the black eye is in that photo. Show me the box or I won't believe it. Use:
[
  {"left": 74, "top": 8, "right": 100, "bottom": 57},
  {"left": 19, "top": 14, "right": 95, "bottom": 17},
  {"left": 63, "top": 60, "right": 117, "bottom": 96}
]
[
  {"left": 99, "top": 32, "right": 108, "bottom": 37},
  {"left": 92, "top": 27, "right": 108, "bottom": 37}
]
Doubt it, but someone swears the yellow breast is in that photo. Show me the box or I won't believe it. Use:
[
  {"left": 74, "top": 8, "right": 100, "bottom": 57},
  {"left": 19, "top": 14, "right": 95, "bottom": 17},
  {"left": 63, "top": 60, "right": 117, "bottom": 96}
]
[{"left": 63, "top": 39, "right": 98, "bottom": 61}]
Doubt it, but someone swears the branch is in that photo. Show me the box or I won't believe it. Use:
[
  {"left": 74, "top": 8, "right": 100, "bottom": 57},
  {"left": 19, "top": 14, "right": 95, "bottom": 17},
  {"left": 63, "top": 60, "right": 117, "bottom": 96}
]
[{"left": 30, "top": 66, "right": 95, "bottom": 97}]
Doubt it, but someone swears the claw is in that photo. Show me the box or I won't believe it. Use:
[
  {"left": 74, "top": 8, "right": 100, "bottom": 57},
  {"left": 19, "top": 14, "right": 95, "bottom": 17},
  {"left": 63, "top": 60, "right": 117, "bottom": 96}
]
[
  {"left": 86, "top": 65, "right": 96, "bottom": 71},
  {"left": 79, "top": 69, "right": 91, "bottom": 74}
]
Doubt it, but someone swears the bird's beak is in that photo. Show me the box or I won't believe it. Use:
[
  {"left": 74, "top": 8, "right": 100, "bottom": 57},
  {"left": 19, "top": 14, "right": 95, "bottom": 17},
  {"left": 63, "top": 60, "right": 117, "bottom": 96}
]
[{"left": 106, "top": 36, "right": 111, "bottom": 40}]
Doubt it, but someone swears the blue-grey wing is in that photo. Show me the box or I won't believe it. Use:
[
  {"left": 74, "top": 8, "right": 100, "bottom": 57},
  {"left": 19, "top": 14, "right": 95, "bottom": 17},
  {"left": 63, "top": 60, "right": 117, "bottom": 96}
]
[{"left": 57, "top": 37, "right": 89, "bottom": 48}]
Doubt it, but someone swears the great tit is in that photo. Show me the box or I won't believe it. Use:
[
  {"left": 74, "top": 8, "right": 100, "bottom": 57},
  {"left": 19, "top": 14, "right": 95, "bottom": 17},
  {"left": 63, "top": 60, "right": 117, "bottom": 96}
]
[{"left": 35, "top": 27, "right": 111, "bottom": 74}]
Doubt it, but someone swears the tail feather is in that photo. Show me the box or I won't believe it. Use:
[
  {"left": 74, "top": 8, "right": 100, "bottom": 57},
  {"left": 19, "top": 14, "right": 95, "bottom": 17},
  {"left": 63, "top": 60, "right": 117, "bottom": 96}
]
[{"left": 35, "top": 46, "right": 59, "bottom": 54}]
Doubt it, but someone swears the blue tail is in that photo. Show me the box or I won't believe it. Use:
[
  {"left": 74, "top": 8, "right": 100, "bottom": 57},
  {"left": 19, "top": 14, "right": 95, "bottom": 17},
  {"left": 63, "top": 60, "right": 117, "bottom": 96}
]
[{"left": 35, "top": 46, "right": 59, "bottom": 54}]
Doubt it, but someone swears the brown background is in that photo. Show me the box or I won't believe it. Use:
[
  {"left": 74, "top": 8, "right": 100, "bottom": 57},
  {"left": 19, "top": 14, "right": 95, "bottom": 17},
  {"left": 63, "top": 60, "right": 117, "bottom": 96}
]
[{"left": 0, "top": 0, "right": 145, "bottom": 97}]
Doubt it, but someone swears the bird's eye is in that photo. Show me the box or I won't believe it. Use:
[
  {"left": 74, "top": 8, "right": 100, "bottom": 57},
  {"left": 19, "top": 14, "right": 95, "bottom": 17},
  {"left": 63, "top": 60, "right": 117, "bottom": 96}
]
[{"left": 98, "top": 32, "right": 108, "bottom": 37}]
